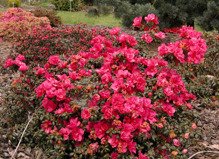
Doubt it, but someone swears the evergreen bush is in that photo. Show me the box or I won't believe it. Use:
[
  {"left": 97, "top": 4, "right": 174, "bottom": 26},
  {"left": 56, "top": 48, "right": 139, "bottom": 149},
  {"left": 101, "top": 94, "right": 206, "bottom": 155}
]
[
  {"left": 197, "top": 1, "right": 219, "bottom": 31},
  {"left": 7, "top": 0, "right": 21, "bottom": 7},
  {"left": 99, "top": 0, "right": 219, "bottom": 31},
  {"left": 51, "top": 0, "right": 83, "bottom": 11}
]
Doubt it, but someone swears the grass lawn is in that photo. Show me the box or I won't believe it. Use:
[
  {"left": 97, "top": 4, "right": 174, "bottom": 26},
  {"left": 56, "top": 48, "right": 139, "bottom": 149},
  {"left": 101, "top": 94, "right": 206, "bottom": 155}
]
[{"left": 58, "top": 11, "right": 122, "bottom": 27}]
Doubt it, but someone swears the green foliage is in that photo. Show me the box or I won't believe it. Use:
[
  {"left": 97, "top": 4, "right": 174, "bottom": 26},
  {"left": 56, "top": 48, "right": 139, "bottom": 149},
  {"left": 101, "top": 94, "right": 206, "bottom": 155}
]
[
  {"left": 51, "top": 0, "right": 83, "bottom": 11},
  {"left": 0, "top": 0, "right": 7, "bottom": 7},
  {"left": 31, "top": 8, "right": 62, "bottom": 27},
  {"left": 100, "top": 0, "right": 157, "bottom": 27},
  {"left": 197, "top": 1, "right": 219, "bottom": 31},
  {"left": 7, "top": 0, "right": 21, "bottom": 7},
  {"left": 97, "top": 5, "right": 114, "bottom": 15},
  {"left": 99, "top": 0, "right": 219, "bottom": 30}
]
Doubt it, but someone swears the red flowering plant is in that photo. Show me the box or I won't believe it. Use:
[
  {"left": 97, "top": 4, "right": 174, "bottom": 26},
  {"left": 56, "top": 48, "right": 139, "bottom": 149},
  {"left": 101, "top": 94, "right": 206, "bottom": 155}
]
[
  {"left": 0, "top": 8, "right": 51, "bottom": 42},
  {"left": 4, "top": 14, "right": 207, "bottom": 158}
]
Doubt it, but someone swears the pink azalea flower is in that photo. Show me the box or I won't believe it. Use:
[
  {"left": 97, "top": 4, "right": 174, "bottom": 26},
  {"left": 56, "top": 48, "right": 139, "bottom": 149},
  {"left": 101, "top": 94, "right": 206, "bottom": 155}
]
[
  {"left": 141, "top": 33, "right": 153, "bottom": 44},
  {"left": 94, "top": 121, "right": 109, "bottom": 139},
  {"left": 41, "top": 120, "right": 52, "bottom": 134},
  {"left": 15, "top": 54, "right": 25, "bottom": 61},
  {"left": 133, "top": 16, "right": 142, "bottom": 28},
  {"left": 35, "top": 67, "right": 45, "bottom": 76},
  {"left": 4, "top": 58, "right": 14, "bottom": 68},
  {"left": 182, "top": 149, "right": 188, "bottom": 154},
  {"left": 81, "top": 108, "right": 91, "bottom": 120},
  {"left": 109, "top": 27, "right": 121, "bottom": 35},
  {"left": 108, "top": 135, "right": 119, "bottom": 148},
  {"left": 127, "top": 141, "right": 137, "bottom": 154},
  {"left": 99, "top": 90, "right": 111, "bottom": 99},
  {"left": 173, "top": 139, "right": 181, "bottom": 147},
  {"left": 70, "top": 127, "right": 84, "bottom": 141},
  {"left": 154, "top": 31, "right": 166, "bottom": 39},
  {"left": 191, "top": 123, "right": 197, "bottom": 130},
  {"left": 87, "top": 142, "right": 99, "bottom": 155},
  {"left": 42, "top": 97, "right": 57, "bottom": 112},
  {"left": 117, "top": 141, "right": 128, "bottom": 153},
  {"left": 48, "top": 55, "right": 60, "bottom": 65},
  {"left": 162, "top": 103, "right": 176, "bottom": 117},
  {"left": 111, "top": 152, "right": 118, "bottom": 159},
  {"left": 138, "top": 151, "right": 149, "bottom": 159},
  {"left": 59, "top": 127, "right": 71, "bottom": 140},
  {"left": 18, "top": 63, "right": 28, "bottom": 72},
  {"left": 144, "top": 13, "right": 159, "bottom": 25}
]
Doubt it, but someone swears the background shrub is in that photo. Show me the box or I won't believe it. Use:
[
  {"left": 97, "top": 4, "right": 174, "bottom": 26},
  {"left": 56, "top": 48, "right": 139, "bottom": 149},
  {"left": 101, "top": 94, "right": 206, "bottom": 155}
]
[
  {"left": 99, "top": 0, "right": 219, "bottom": 30},
  {"left": 0, "top": 0, "right": 7, "bottom": 7},
  {"left": 51, "top": 0, "right": 83, "bottom": 11},
  {"left": 31, "top": 8, "right": 62, "bottom": 27},
  {"left": 87, "top": 6, "right": 99, "bottom": 16},
  {"left": 197, "top": 1, "right": 219, "bottom": 31},
  {"left": 7, "top": 0, "right": 21, "bottom": 7},
  {"left": 0, "top": 8, "right": 51, "bottom": 41}
]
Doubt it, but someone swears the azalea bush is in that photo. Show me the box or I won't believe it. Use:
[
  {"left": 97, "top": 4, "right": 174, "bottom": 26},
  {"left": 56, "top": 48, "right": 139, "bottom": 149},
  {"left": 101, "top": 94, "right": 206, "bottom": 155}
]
[
  {"left": 0, "top": 8, "right": 51, "bottom": 42},
  {"left": 4, "top": 14, "right": 208, "bottom": 158}
]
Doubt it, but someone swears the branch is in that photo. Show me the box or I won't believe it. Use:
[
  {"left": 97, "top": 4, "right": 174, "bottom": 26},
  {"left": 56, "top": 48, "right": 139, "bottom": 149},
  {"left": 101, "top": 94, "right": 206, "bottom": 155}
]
[
  {"left": 188, "top": 150, "right": 219, "bottom": 159},
  {"left": 10, "top": 113, "right": 35, "bottom": 159}
]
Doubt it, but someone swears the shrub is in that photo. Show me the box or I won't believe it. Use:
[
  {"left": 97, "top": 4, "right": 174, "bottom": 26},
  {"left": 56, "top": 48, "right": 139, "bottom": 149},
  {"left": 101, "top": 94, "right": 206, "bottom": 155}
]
[
  {"left": 197, "top": 1, "right": 219, "bottom": 31},
  {"left": 0, "top": 8, "right": 51, "bottom": 41},
  {"left": 87, "top": 6, "right": 99, "bottom": 17},
  {"left": 4, "top": 14, "right": 207, "bottom": 158},
  {"left": 51, "top": 0, "right": 83, "bottom": 11},
  {"left": 100, "top": 0, "right": 219, "bottom": 30},
  {"left": 7, "top": 0, "right": 21, "bottom": 7},
  {"left": 97, "top": 5, "right": 114, "bottom": 15},
  {"left": 31, "top": 8, "right": 62, "bottom": 27},
  {"left": 0, "top": 0, "right": 7, "bottom": 7}
]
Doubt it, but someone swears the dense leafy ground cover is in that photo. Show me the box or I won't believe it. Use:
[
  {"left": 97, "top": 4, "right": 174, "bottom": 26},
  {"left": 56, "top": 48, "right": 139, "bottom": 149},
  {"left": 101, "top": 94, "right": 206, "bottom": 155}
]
[{"left": 0, "top": 8, "right": 218, "bottom": 159}]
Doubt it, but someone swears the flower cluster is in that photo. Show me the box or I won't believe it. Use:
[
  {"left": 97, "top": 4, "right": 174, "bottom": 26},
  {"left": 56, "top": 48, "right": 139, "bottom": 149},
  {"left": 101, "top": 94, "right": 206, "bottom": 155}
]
[
  {"left": 0, "top": 8, "right": 51, "bottom": 41},
  {"left": 158, "top": 26, "right": 207, "bottom": 64},
  {"left": 133, "top": 14, "right": 166, "bottom": 44},
  {"left": 4, "top": 54, "right": 28, "bottom": 71}
]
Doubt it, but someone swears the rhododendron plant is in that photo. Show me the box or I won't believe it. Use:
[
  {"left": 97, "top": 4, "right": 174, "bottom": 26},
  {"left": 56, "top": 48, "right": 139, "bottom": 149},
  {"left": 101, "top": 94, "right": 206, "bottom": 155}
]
[{"left": 4, "top": 14, "right": 207, "bottom": 159}]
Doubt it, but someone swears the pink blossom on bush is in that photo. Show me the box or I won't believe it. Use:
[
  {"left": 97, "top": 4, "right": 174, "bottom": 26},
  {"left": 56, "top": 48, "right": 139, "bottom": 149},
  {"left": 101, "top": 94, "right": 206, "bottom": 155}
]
[
  {"left": 81, "top": 108, "right": 91, "bottom": 120},
  {"left": 144, "top": 14, "right": 159, "bottom": 25},
  {"left": 4, "top": 58, "right": 14, "bottom": 68},
  {"left": 173, "top": 139, "right": 181, "bottom": 147},
  {"left": 162, "top": 102, "right": 176, "bottom": 117},
  {"left": 182, "top": 149, "right": 188, "bottom": 154},
  {"left": 41, "top": 120, "right": 52, "bottom": 134},
  {"left": 42, "top": 97, "right": 57, "bottom": 112},
  {"left": 154, "top": 31, "right": 166, "bottom": 39},
  {"left": 18, "top": 63, "right": 29, "bottom": 72},
  {"left": 133, "top": 16, "right": 142, "bottom": 28},
  {"left": 48, "top": 55, "right": 61, "bottom": 65},
  {"left": 141, "top": 33, "right": 153, "bottom": 44},
  {"left": 109, "top": 27, "right": 121, "bottom": 35},
  {"left": 15, "top": 54, "right": 25, "bottom": 61}
]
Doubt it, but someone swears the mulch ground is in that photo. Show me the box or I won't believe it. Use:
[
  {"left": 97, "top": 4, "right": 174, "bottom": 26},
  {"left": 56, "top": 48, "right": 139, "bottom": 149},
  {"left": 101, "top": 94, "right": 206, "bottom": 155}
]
[{"left": 0, "top": 39, "right": 218, "bottom": 159}]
